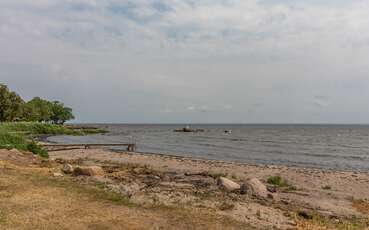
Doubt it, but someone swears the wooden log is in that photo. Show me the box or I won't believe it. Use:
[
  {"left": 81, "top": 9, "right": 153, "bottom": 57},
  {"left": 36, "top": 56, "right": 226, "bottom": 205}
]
[{"left": 41, "top": 143, "right": 136, "bottom": 152}]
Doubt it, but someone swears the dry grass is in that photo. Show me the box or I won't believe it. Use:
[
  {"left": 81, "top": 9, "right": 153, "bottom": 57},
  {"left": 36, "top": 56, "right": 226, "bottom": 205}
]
[
  {"left": 294, "top": 212, "right": 369, "bottom": 230},
  {"left": 0, "top": 161, "right": 251, "bottom": 230},
  {"left": 353, "top": 199, "right": 369, "bottom": 215}
]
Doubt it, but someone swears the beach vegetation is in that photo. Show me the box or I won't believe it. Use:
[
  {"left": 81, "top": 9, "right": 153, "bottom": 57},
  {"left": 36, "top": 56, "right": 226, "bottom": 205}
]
[
  {"left": 267, "top": 176, "right": 289, "bottom": 187},
  {"left": 267, "top": 176, "right": 298, "bottom": 191}
]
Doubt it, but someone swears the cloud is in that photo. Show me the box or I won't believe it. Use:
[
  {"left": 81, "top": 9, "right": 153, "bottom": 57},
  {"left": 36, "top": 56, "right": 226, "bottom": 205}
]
[{"left": 1, "top": 0, "right": 369, "bottom": 123}]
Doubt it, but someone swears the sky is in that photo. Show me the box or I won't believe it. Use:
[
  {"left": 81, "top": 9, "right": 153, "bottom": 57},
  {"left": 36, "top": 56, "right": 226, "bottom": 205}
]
[{"left": 1, "top": 0, "right": 369, "bottom": 123}]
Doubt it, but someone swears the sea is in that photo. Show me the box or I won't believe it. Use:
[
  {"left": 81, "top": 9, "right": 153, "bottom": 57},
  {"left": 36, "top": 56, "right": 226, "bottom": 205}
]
[{"left": 47, "top": 124, "right": 369, "bottom": 171}]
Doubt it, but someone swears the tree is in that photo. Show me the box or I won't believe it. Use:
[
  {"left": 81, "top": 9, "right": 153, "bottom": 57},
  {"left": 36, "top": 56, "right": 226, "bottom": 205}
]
[
  {"left": 0, "top": 83, "right": 75, "bottom": 123},
  {"left": 0, "top": 84, "right": 25, "bottom": 122},
  {"left": 50, "top": 101, "right": 75, "bottom": 124},
  {"left": 26, "top": 97, "right": 53, "bottom": 122}
]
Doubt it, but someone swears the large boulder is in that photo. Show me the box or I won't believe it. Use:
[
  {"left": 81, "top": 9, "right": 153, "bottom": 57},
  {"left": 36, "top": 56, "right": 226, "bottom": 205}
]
[
  {"left": 217, "top": 177, "right": 240, "bottom": 192},
  {"left": 62, "top": 164, "right": 74, "bottom": 174},
  {"left": 246, "top": 178, "right": 268, "bottom": 198},
  {"left": 73, "top": 166, "right": 104, "bottom": 176}
]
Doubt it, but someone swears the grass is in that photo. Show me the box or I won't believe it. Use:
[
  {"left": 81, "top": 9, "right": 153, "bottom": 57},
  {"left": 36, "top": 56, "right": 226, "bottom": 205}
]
[
  {"left": 0, "top": 122, "right": 81, "bottom": 135},
  {"left": 267, "top": 176, "right": 289, "bottom": 187},
  {"left": 0, "top": 122, "right": 108, "bottom": 158},
  {"left": 296, "top": 210, "right": 369, "bottom": 230},
  {"left": 0, "top": 132, "right": 28, "bottom": 151},
  {"left": 22, "top": 170, "right": 133, "bottom": 207},
  {"left": 0, "top": 162, "right": 251, "bottom": 230},
  {"left": 267, "top": 175, "right": 297, "bottom": 190}
]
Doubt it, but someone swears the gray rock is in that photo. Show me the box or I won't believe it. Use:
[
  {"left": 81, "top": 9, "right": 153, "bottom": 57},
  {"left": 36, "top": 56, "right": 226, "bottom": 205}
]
[
  {"left": 246, "top": 178, "right": 268, "bottom": 198},
  {"left": 217, "top": 177, "right": 240, "bottom": 192},
  {"left": 266, "top": 184, "right": 277, "bottom": 193},
  {"left": 240, "top": 183, "right": 249, "bottom": 195},
  {"left": 73, "top": 166, "right": 104, "bottom": 176},
  {"left": 62, "top": 163, "right": 74, "bottom": 174},
  {"left": 53, "top": 172, "right": 64, "bottom": 177}
]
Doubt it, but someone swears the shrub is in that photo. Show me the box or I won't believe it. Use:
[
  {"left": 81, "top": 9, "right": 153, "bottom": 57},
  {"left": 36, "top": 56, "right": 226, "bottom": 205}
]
[
  {"left": 0, "top": 132, "right": 28, "bottom": 150},
  {"left": 267, "top": 176, "right": 289, "bottom": 187},
  {"left": 27, "top": 141, "right": 49, "bottom": 158}
]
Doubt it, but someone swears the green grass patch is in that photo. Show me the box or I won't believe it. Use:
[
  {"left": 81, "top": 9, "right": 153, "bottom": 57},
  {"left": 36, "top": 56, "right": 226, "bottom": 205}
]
[
  {"left": 0, "top": 132, "right": 49, "bottom": 158},
  {"left": 26, "top": 141, "right": 49, "bottom": 158},
  {"left": 267, "top": 176, "right": 289, "bottom": 187},
  {"left": 0, "top": 122, "right": 81, "bottom": 135},
  {"left": 267, "top": 175, "right": 297, "bottom": 190},
  {"left": 0, "top": 132, "right": 28, "bottom": 151},
  {"left": 0, "top": 122, "right": 108, "bottom": 158}
]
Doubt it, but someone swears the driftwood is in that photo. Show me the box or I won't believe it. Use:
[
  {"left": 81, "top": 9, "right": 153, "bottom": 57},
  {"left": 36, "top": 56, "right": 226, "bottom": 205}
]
[{"left": 41, "top": 143, "right": 136, "bottom": 152}]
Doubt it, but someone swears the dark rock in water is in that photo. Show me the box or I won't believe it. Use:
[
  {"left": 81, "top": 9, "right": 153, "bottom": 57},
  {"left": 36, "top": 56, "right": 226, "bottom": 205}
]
[{"left": 174, "top": 126, "right": 205, "bottom": 133}]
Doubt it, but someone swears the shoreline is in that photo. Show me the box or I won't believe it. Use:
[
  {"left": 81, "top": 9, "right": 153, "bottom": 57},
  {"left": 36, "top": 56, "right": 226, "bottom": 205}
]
[
  {"left": 49, "top": 148, "right": 369, "bottom": 222},
  {"left": 2, "top": 144, "right": 368, "bottom": 229},
  {"left": 114, "top": 149, "right": 369, "bottom": 174}
]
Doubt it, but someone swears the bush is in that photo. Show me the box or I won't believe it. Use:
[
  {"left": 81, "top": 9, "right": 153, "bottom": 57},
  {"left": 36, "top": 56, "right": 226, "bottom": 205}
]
[
  {"left": 0, "top": 132, "right": 28, "bottom": 150},
  {"left": 0, "top": 122, "right": 81, "bottom": 135},
  {"left": 267, "top": 176, "right": 289, "bottom": 187},
  {"left": 27, "top": 141, "right": 49, "bottom": 158}
]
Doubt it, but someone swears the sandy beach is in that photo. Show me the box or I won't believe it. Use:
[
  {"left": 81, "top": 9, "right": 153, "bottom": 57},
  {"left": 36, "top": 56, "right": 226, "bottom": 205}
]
[{"left": 44, "top": 148, "right": 369, "bottom": 229}]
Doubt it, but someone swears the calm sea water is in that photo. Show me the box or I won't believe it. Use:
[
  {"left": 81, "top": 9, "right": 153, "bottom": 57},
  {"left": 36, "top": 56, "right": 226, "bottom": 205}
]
[{"left": 48, "top": 124, "right": 369, "bottom": 171}]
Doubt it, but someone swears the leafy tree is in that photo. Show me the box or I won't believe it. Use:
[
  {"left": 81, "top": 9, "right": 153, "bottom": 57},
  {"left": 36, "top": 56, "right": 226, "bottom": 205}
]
[
  {"left": 0, "top": 84, "right": 25, "bottom": 122},
  {"left": 26, "top": 97, "right": 53, "bottom": 122},
  {"left": 50, "top": 101, "right": 75, "bottom": 124},
  {"left": 0, "top": 83, "right": 75, "bottom": 124}
]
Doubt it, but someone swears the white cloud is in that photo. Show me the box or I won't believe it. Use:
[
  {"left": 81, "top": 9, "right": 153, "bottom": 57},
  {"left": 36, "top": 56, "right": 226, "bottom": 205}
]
[{"left": 1, "top": 0, "right": 369, "bottom": 123}]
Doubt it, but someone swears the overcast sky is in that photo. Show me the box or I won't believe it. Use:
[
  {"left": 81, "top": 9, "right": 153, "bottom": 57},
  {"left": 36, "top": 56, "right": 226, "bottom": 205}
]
[{"left": 1, "top": 0, "right": 369, "bottom": 123}]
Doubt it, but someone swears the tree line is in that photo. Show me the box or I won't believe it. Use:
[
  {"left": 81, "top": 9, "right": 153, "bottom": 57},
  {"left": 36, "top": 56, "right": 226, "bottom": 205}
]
[{"left": 0, "top": 84, "right": 74, "bottom": 124}]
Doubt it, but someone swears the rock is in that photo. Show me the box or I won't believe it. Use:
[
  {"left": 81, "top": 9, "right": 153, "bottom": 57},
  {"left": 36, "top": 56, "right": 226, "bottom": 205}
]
[
  {"left": 73, "top": 166, "right": 104, "bottom": 176},
  {"left": 217, "top": 177, "right": 240, "bottom": 192},
  {"left": 62, "top": 164, "right": 74, "bottom": 174},
  {"left": 246, "top": 178, "right": 268, "bottom": 198},
  {"left": 266, "top": 184, "right": 277, "bottom": 193},
  {"left": 53, "top": 172, "right": 64, "bottom": 177},
  {"left": 267, "top": 193, "right": 279, "bottom": 201},
  {"left": 240, "top": 183, "right": 248, "bottom": 195},
  {"left": 298, "top": 210, "right": 313, "bottom": 219}
]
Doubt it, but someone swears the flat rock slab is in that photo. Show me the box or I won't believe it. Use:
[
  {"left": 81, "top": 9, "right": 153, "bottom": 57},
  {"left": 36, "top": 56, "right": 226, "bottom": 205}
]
[
  {"left": 217, "top": 177, "right": 240, "bottom": 192},
  {"left": 74, "top": 166, "right": 104, "bottom": 176}
]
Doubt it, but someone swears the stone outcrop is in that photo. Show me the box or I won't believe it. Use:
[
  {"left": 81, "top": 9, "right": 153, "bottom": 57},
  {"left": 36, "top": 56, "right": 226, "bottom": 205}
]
[
  {"left": 217, "top": 177, "right": 240, "bottom": 192},
  {"left": 62, "top": 164, "right": 74, "bottom": 174},
  {"left": 246, "top": 178, "right": 268, "bottom": 198},
  {"left": 73, "top": 166, "right": 104, "bottom": 176}
]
